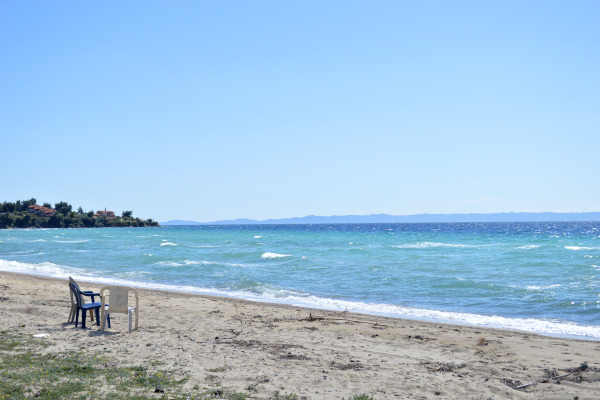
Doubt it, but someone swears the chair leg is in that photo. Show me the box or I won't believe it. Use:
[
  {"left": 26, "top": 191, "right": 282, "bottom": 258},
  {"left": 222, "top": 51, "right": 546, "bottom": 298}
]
[
  {"left": 68, "top": 304, "right": 75, "bottom": 323},
  {"left": 89, "top": 309, "right": 95, "bottom": 322},
  {"left": 75, "top": 309, "right": 80, "bottom": 328},
  {"left": 81, "top": 310, "right": 87, "bottom": 329},
  {"left": 101, "top": 311, "right": 107, "bottom": 331},
  {"left": 94, "top": 308, "right": 101, "bottom": 326},
  {"left": 128, "top": 310, "right": 133, "bottom": 333}
]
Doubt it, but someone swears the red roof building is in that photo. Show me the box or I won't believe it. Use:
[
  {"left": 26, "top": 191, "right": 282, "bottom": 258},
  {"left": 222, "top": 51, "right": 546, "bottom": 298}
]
[
  {"left": 28, "top": 205, "right": 56, "bottom": 217},
  {"left": 95, "top": 210, "right": 115, "bottom": 219}
]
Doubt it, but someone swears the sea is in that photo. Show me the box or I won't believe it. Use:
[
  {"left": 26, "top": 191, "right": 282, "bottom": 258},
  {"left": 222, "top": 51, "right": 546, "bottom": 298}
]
[{"left": 1, "top": 223, "right": 599, "bottom": 340}]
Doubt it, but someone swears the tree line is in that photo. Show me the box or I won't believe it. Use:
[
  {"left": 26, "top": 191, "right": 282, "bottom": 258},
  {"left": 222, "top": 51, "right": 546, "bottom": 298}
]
[{"left": 0, "top": 198, "right": 159, "bottom": 229}]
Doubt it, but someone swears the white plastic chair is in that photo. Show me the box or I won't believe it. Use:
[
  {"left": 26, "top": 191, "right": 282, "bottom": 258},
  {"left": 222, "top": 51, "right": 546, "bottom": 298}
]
[{"left": 100, "top": 286, "right": 139, "bottom": 333}]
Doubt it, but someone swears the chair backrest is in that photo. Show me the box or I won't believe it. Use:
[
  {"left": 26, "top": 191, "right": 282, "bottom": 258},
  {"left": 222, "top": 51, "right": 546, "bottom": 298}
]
[
  {"left": 69, "top": 276, "right": 85, "bottom": 295},
  {"left": 100, "top": 286, "right": 139, "bottom": 313},
  {"left": 69, "top": 282, "right": 84, "bottom": 307}
]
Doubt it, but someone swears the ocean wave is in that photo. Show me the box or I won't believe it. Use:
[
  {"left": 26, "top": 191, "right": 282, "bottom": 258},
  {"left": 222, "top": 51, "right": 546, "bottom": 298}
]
[
  {"left": 254, "top": 236, "right": 263, "bottom": 239},
  {"left": 565, "top": 246, "right": 598, "bottom": 251},
  {"left": 0, "top": 259, "right": 76, "bottom": 279},
  {"left": 54, "top": 240, "right": 90, "bottom": 243},
  {"left": 160, "top": 242, "right": 177, "bottom": 246},
  {"left": 393, "top": 242, "right": 480, "bottom": 249},
  {"left": 114, "top": 271, "right": 152, "bottom": 279},
  {"left": 156, "top": 260, "right": 250, "bottom": 268},
  {"left": 156, "top": 260, "right": 204, "bottom": 267},
  {"left": 526, "top": 284, "right": 561, "bottom": 290},
  {"left": 517, "top": 245, "right": 540, "bottom": 250},
  {"left": 261, "top": 252, "right": 292, "bottom": 259}
]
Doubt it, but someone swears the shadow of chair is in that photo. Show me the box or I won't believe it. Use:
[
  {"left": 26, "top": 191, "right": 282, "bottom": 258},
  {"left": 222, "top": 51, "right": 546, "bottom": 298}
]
[{"left": 100, "top": 286, "right": 139, "bottom": 333}]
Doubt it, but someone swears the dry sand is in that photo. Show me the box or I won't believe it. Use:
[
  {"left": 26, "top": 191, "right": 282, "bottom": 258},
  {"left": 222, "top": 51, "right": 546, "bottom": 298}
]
[{"left": 1, "top": 271, "right": 599, "bottom": 399}]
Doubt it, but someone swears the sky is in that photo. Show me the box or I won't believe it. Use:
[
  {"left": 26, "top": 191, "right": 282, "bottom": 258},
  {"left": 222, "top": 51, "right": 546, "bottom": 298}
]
[{"left": 1, "top": 1, "right": 599, "bottom": 222}]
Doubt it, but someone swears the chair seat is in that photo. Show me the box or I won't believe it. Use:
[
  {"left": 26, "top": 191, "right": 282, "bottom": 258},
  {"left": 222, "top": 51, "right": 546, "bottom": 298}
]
[{"left": 81, "top": 302, "right": 102, "bottom": 310}]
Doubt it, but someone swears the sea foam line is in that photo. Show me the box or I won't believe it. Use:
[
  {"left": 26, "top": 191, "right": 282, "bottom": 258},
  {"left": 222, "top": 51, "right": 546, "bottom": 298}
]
[
  {"left": 261, "top": 252, "right": 292, "bottom": 259},
  {"left": 565, "top": 246, "right": 599, "bottom": 251}
]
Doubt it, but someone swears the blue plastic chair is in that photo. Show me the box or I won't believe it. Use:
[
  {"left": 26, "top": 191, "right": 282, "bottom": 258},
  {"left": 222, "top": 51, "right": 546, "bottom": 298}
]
[
  {"left": 69, "top": 282, "right": 110, "bottom": 329},
  {"left": 68, "top": 277, "right": 98, "bottom": 323}
]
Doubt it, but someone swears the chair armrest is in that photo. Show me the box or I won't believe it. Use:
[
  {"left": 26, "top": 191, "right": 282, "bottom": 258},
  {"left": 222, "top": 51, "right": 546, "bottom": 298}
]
[{"left": 81, "top": 291, "right": 100, "bottom": 302}]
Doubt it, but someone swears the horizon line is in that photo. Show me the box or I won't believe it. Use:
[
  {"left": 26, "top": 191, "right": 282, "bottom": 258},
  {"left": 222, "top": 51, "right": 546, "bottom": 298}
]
[{"left": 161, "top": 211, "right": 600, "bottom": 224}]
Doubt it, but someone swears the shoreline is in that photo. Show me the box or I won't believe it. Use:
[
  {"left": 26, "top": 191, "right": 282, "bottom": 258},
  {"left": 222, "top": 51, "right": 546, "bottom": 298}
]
[
  {"left": 4, "top": 265, "right": 599, "bottom": 342},
  {"left": 2, "top": 270, "right": 600, "bottom": 398}
]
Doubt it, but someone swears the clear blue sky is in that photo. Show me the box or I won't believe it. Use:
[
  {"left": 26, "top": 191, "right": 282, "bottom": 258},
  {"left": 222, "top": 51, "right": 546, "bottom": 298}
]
[{"left": 2, "top": 1, "right": 599, "bottom": 222}]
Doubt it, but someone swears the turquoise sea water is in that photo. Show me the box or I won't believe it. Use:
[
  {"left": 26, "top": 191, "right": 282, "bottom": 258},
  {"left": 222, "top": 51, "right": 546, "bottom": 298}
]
[{"left": 1, "top": 223, "right": 599, "bottom": 339}]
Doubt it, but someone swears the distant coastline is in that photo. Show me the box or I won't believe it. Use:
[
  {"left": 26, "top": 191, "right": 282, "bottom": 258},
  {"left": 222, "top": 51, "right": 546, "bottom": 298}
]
[
  {"left": 0, "top": 198, "right": 158, "bottom": 229},
  {"left": 161, "top": 211, "right": 600, "bottom": 225}
]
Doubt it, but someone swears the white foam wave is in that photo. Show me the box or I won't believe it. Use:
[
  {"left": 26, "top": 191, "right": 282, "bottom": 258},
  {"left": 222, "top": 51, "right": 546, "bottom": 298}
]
[
  {"left": 565, "top": 246, "right": 598, "bottom": 251},
  {"left": 393, "top": 242, "right": 479, "bottom": 249},
  {"left": 517, "top": 245, "right": 540, "bottom": 250},
  {"left": 54, "top": 240, "right": 90, "bottom": 243},
  {"left": 254, "top": 236, "right": 263, "bottom": 239},
  {"left": 261, "top": 252, "right": 292, "bottom": 259},
  {"left": 157, "top": 260, "right": 205, "bottom": 267},
  {"left": 114, "top": 271, "right": 152, "bottom": 279},
  {"left": 0, "top": 259, "right": 77, "bottom": 279},
  {"left": 526, "top": 284, "right": 561, "bottom": 290},
  {"left": 160, "top": 242, "right": 177, "bottom": 246}
]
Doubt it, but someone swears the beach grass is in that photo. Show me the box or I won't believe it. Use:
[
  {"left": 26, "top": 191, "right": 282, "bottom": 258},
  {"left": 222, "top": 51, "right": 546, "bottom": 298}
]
[
  {"left": 0, "top": 330, "right": 222, "bottom": 399},
  {"left": 0, "top": 330, "right": 375, "bottom": 400}
]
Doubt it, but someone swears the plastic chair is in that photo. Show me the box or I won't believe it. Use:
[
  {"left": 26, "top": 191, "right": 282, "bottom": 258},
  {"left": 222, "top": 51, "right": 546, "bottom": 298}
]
[
  {"left": 100, "top": 286, "right": 139, "bottom": 333},
  {"left": 70, "top": 282, "right": 109, "bottom": 329},
  {"left": 68, "top": 277, "right": 97, "bottom": 323}
]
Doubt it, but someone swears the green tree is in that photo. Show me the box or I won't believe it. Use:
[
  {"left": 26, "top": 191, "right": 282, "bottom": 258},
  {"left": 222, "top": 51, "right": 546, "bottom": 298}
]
[
  {"left": 15, "top": 214, "right": 31, "bottom": 228},
  {"left": 54, "top": 201, "right": 72, "bottom": 215},
  {"left": 47, "top": 214, "right": 64, "bottom": 228},
  {"left": 0, "top": 213, "right": 15, "bottom": 229},
  {"left": 1, "top": 202, "right": 16, "bottom": 213},
  {"left": 122, "top": 210, "right": 133, "bottom": 218},
  {"left": 82, "top": 216, "right": 96, "bottom": 227},
  {"left": 43, "top": 202, "right": 51, "bottom": 208},
  {"left": 77, "top": 206, "right": 84, "bottom": 214},
  {"left": 23, "top": 198, "right": 37, "bottom": 209}
]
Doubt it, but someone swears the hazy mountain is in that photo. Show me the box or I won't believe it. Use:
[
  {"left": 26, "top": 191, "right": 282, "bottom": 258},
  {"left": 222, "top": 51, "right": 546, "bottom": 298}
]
[{"left": 160, "top": 212, "right": 600, "bottom": 225}]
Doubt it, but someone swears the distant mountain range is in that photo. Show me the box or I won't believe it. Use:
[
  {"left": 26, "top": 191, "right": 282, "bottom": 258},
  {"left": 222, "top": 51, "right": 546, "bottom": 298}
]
[{"left": 160, "top": 212, "right": 600, "bottom": 225}]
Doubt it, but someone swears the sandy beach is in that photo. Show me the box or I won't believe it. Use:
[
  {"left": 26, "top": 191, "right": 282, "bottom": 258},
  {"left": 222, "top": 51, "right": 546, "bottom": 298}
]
[{"left": 1, "top": 271, "right": 599, "bottom": 399}]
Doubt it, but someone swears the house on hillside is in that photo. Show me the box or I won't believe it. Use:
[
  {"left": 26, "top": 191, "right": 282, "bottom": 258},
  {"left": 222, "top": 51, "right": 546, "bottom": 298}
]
[
  {"left": 28, "top": 205, "right": 56, "bottom": 217},
  {"left": 95, "top": 210, "right": 115, "bottom": 219}
]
